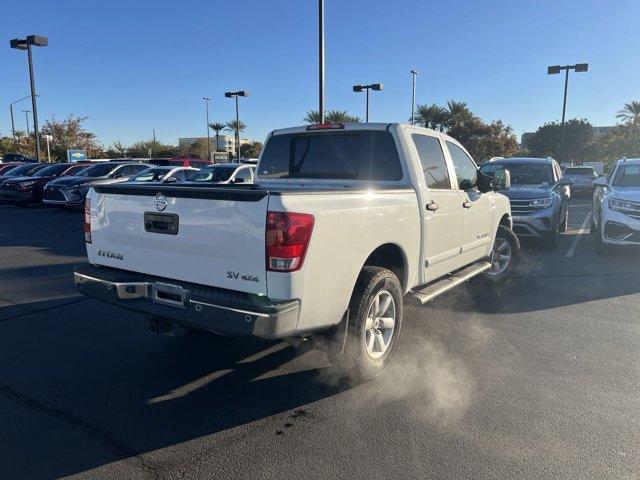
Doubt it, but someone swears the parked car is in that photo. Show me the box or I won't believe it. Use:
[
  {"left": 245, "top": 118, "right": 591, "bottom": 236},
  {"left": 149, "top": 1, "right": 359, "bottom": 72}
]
[
  {"left": 562, "top": 166, "right": 598, "bottom": 196},
  {"left": 1, "top": 153, "right": 38, "bottom": 163},
  {"left": 480, "top": 157, "right": 572, "bottom": 249},
  {"left": 185, "top": 163, "right": 255, "bottom": 184},
  {"left": 0, "top": 163, "right": 48, "bottom": 185},
  {"left": 130, "top": 166, "right": 199, "bottom": 184},
  {"left": 0, "top": 162, "right": 25, "bottom": 175},
  {"left": 591, "top": 158, "right": 640, "bottom": 252},
  {"left": 0, "top": 163, "right": 87, "bottom": 205},
  {"left": 43, "top": 162, "right": 150, "bottom": 208},
  {"left": 74, "top": 122, "right": 518, "bottom": 378},
  {"left": 152, "top": 158, "right": 213, "bottom": 169}
]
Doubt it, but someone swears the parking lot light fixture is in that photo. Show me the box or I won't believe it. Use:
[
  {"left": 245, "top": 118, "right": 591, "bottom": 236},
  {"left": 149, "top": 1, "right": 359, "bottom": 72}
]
[
  {"left": 9, "top": 94, "right": 35, "bottom": 139},
  {"left": 352, "top": 83, "right": 383, "bottom": 122},
  {"left": 203, "top": 97, "right": 211, "bottom": 161},
  {"left": 10, "top": 35, "right": 48, "bottom": 161},
  {"left": 547, "top": 63, "right": 589, "bottom": 163},
  {"left": 22, "top": 109, "right": 31, "bottom": 134},
  {"left": 410, "top": 70, "right": 418, "bottom": 125},
  {"left": 224, "top": 91, "right": 249, "bottom": 161}
]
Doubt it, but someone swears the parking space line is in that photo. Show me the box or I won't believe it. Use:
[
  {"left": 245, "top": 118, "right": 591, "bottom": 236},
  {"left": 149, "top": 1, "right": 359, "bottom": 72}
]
[{"left": 565, "top": 211, "right": 592, "bottom": 258}]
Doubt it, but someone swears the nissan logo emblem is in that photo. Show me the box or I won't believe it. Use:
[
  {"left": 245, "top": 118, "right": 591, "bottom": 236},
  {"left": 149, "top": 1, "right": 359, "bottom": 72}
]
[{"left": 154, "top": 193, "right": 168, "bottom": 211}]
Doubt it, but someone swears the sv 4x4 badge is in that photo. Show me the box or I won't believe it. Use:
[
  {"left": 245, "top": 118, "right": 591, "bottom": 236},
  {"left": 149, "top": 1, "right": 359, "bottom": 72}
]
[{"left": 226, "top": 271, "right": 260, "bottom": 282}]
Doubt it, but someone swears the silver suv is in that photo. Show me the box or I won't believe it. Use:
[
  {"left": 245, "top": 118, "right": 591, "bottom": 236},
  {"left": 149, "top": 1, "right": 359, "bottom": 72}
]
[
  {"left": 562, "top": 166, "right": 598, "bottom": 196},
  {"left": 480, "top": 157, "right": 573, "bottom": 249}
]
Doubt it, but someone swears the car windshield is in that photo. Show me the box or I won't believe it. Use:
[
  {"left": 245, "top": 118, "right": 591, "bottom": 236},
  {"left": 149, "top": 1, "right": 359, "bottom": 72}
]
[
  {"left": 132, "top": 168, "right": 171, "bottom": 182},
  {"left": 612, "top": 165, "right": 640, "bottom": 186},
  {"left": 480, "top": 163, "right": 552, "bottom": 185},
  {"left": 0, "top": 164, "right": 21, "bottom": 174},
  {"left": 564, "top": 167, "right": 595, "bottom": 176},
  {"left": 33, "top": 164, "right": 71, "bottom": 177},
  {"left": 188, "top": 166, "right": 236, "bottom": 182},
  {"left": 3, "top": 163, "right": 41, "bottom": 176},
  {"left": 76, "top": 163, "right": 117, "bottom": 177}
]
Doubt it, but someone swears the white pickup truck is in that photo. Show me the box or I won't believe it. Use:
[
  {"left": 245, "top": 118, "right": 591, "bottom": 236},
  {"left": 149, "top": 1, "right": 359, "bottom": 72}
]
[{"left": 75, "top": 123, "right": 518, "bottom": 377}]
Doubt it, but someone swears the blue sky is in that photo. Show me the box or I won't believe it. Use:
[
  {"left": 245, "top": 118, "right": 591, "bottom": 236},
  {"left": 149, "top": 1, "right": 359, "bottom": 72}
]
[{"left": 1, "top": 0, "right": 638, "bottom": 147}]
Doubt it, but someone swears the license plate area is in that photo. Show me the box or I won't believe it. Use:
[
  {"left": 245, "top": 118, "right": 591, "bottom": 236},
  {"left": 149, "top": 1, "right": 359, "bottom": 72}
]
[
  {"left": 144, "top": 212, "right": 179, "bottom": 235},
  {"left": 152, "top": 282, "right": 188, "bottom": 308}
]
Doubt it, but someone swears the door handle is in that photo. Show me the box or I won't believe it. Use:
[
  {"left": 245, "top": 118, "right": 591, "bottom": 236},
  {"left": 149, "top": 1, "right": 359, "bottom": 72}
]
[
  {"left": 426, "top": 201, "right": 439, "bottom": 211},
  {"left": 463, "top": 201, "right": 472, "bottom": 209}
]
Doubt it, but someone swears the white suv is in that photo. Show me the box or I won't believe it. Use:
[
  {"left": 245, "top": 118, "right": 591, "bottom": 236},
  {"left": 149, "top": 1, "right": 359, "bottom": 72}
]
[{"left": 591, "top": 158, "right": 640, "bottom": 252}]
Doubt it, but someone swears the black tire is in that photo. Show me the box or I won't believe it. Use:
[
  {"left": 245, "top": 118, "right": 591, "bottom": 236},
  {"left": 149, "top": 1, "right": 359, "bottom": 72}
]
[
  {"left": 330, "top": 266, "right": 403, "bottom": 380},
  {"left": 559, "top": 210, "right": 569, "bottom": 233},
  {"left": 542, "top": 223, "right": 560, "bottom": 250},
  {"left": 589, "top": 214, "right": 597, "bottom": 236},
  {"left": 594, "top": 216, "right": 610, "bottom": 254},
  {"left": 486, "top": 226, "right": 520, "bottom": 283}
]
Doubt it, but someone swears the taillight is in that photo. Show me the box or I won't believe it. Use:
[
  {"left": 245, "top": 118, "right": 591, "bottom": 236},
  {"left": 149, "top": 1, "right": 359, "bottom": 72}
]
[
  {"left": 84, "top": 197, "right": 92, "bottom": 243},
  {"left": 266, "top": 211, "right": 314, "bottom": 272}
]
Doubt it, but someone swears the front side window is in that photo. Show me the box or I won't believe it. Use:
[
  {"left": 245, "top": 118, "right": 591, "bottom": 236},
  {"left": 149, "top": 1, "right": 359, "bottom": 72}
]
[
  {"left": 259, "top": 131, "right": 403, "bottom": 181},
  {"left": 132, "top": 168, "right": 168, "bottom": 182},
  {"left": 235, "top": 167, "right": 253, "bottom": 182},
  {"left": 411, "top": 134, "right": 451, "bottom": 189},
  {"left": 446, "top": 141, "right": 477, "bottom": 189}
]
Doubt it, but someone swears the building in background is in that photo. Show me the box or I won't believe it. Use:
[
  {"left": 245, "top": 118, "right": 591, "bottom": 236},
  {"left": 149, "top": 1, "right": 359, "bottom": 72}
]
[{"left": 178, "top": 135, "right": 249, "bottom": 154}]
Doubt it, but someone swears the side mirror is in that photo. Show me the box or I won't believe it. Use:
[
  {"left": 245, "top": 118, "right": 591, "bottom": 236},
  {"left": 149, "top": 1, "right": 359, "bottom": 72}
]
[
  {"left": 165, "top": 176, "right": 179, "bottom": 183},
  {"left": 233, "top": 177, "right": 245, "bottom": 183},
  {"left": 493, "top": 168, "right": 511, "bottom": 190},
  {"left": 593, "top": 177, "right": 607, "bottom": 187},
  {"left": 476, "top": 171, "right": 493, "bottom": 193},
  {"left": 557, "top": 177, "right": 574, "bottom": 187}
]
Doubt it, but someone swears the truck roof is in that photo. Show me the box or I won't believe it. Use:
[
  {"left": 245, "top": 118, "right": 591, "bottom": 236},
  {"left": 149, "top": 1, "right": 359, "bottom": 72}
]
[{"left": 616, "top": 158, "right": 640, "bottom": 165}]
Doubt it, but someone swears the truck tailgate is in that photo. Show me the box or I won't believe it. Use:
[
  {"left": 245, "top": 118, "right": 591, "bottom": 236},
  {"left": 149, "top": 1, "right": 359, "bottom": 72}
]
[{"left": 89, "top": 184, "right": 269, "bottom": 295}]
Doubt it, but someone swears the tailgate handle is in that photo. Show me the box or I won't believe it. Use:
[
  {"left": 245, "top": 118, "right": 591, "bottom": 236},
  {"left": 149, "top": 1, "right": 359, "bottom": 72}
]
[{"left": 144, "top": 212, "right": 179, "bottom": 235}]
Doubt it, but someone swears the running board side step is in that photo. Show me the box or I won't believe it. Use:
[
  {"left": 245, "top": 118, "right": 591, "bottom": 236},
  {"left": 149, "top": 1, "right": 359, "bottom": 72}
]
[{"left": 408, "top": 260, "right": 491, "bottom": 306}]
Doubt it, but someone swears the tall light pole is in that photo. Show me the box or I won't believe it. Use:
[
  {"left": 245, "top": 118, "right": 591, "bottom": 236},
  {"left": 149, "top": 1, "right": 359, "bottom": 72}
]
[
  {"left": 319, "top": 0, "right": 325, "bottom": 123},
  {"left": 224, "top": 91, "right": 249, "bottom": 161},
  {"left": 202, "top": 97, "right": 211, "bottom": 161},
  {"left": 547, "top": 63, "right": 588, "bottom": 163},
  {"left": 9, "top": 95, "right": 34, "bottom": 139},
  {"left": 22, "top": 109, "right": 31, "bottom": 134},
  {"left": 352, "top": 84, "right": 383, "bottom": 122},
  {"left": 151, "top": 129, "right": 156, "bottom": 159},
  {"left": 10, "top": 35, "right": 48, "bottom": 161},
  {"left": 410, "top": 70, "right": 418, "bottom": 125}
]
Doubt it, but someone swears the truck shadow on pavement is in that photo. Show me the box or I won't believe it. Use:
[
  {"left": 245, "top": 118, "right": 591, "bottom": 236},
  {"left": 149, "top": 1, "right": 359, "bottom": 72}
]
[{"left": 0, "top": 299, "right": 352, "bottom": 479}]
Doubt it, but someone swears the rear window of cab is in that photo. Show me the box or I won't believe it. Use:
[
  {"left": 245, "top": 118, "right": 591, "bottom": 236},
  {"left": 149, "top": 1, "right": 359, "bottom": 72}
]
[{"left": 258, "top": 131, "right": 403, "bottom": 181}]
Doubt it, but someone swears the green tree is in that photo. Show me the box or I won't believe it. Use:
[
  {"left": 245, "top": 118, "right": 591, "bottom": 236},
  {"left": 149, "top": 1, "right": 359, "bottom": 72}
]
[
  {"left": 225, "top": 120, "right": 247, "bottom": 158},
  {"left": 303, "top": 109, "right": 362, "bottom": 124},
  {"left": 527, "top": 119, "right": 594, "bottom": 163},
  {"left": 208, "top": 122, "right": 226, "bottom": 151},
  {"left": 241, "top": 141, "right": 263, "bottom": 158},
  {"left": 595, "top": 122, "right": 640, "bottom": 167},
  {"left": 445, "top": 100, "right": 473, "bottom": 127},
  {"left": 41, "top": 116, "right": 103, "bottom": 161},
  {"left": 616, "top": 101, "right": 640, "bottom": 124},
  {"left": 412, "top": 104, "right": 448, "bottom": 131}
]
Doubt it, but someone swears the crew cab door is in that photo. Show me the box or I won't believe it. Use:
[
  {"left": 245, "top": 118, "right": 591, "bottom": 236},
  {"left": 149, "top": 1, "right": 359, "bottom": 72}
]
[
  {"left": 445, "top": 141, "right": 494, "bottom": 267},
  {"left": 408, "top": 132, "right": 463, "bottom": 282}
]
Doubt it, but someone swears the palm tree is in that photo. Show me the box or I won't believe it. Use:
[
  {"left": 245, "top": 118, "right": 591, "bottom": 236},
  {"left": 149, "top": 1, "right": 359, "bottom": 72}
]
[
  {"left": 412, "top": 104, "right": 448, "bottom": 131},
  {"left": 616, "top": 101, "right": 640, "bottom": 124},
  {"left": 303, "top": 109, "right": 362, "bottom": 124},
  {"left": 208, "top": 122, "right": 226, "bottom": 151},
  {"left": 304, "top": 110, "right": 323, "bottom": 124},
  {"left": 446, "top": 100, "right": 472, "bottom": 126},
  {"left": 224, "top": 120, "right": 246, "bottom": 158}
]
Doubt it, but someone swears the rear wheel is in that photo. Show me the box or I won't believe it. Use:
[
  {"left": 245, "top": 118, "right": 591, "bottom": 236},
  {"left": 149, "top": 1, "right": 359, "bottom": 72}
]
[{"left": 329, "top": 266, "right": 403, "bottom": 380}]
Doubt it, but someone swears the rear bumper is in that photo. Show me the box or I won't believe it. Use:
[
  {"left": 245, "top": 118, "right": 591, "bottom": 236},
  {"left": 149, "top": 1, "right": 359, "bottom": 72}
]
[{"left": 73, "top": 264, "right": 301, "bottom": 339}]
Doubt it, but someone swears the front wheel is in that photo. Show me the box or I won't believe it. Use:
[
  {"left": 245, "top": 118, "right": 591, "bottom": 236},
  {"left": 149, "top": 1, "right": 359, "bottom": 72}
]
[
  {"left": 330, "top": 266, "right": 403, "bottom": 380},
  {"left": 485, "top": 226, "right": 520, "bottom": 283}
]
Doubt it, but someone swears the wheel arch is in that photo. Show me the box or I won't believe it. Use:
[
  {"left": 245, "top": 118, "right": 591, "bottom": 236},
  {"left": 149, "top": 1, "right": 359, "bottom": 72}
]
[{"left": 360, "top": 243, "right": 409, "bottom": 292}]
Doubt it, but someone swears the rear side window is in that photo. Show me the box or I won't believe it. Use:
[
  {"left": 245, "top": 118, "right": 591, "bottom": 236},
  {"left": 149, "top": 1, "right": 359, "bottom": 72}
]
[
  {"left": 411, "top": 134, "right": 451, "bottom": 189},
  {"left": 259, "top": 131, "right": 402, "bottom": 181}
]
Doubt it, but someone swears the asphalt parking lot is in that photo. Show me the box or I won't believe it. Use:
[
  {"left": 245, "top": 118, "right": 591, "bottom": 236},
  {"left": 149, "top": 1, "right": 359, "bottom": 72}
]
[{"left": 1, "top": 198, "right": 639, "bottom": 480}]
